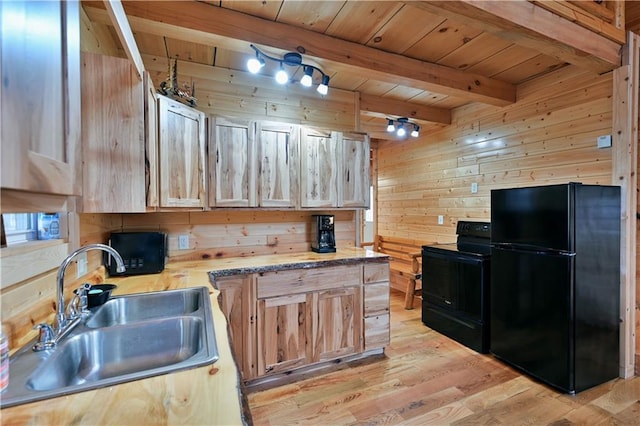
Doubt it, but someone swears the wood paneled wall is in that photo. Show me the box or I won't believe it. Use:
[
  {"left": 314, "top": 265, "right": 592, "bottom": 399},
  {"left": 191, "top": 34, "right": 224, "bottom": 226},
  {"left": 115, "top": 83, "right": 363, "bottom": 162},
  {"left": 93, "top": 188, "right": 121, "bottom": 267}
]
[
  {"left": 143, "top": 55, "right": 357, "bottom": 132},
  {"left": 120, "top": 210, "right": 356, "bottom": 260},
  {"left": 376, "top": 65, "right": 613, "bottom": 243}
]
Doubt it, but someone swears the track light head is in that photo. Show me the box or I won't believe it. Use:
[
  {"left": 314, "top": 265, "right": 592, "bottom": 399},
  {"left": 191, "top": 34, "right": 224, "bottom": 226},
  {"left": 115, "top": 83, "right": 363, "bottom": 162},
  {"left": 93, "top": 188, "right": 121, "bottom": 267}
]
[
  {"left": 247, "top": 54, "right": 265, "bottom": 74},
  {"left": 275, "top": 65, "right": 289, "bottom": 85},
  {"left": 317, "top": 74, "right": 330, "bottom": 95},
  {"left": 386, "top": 120, "right": 395, "bottom": 133},
  {"left": 300, "top": 66, "right": 313, "bottom": 87},
  {"left": 411, "top": 125, "right": 420, "bottom": 138}
]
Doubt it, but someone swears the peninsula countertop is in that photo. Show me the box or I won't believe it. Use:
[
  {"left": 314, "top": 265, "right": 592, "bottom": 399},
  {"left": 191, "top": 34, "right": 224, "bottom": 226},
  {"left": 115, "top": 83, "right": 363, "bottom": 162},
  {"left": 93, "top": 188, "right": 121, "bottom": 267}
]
[{"left": 0, "top": 247, "right": 386, "bottom": 425}]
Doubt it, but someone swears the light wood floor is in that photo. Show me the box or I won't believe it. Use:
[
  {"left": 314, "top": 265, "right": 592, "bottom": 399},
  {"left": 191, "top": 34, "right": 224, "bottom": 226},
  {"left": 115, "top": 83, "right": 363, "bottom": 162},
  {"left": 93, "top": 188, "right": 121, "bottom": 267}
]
[{"left": 248, "top": 290, "right": 640, "bottom": 425}]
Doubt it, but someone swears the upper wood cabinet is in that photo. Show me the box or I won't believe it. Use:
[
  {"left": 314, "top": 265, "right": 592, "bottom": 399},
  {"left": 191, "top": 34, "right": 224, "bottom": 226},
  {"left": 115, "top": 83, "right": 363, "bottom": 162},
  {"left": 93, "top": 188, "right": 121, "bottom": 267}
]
[
  {"left": 157, "top": 95, "right": 206, "bottom": 208},
  {"left": 210, "top": 118, "right": 299, "bottom": 208},
  {"left": 209, "top": 117, "right": 256, "bottom": 207},
  {"left": 256, "top": 121, "right": 299, "bottom": 208},
  {"left": 80, "top": 53, "right": 145, "bottom": 213},
  {"left": 299, "top": 128, "right": 370, "bottom": 209},
  {"left": 299, "top": 128, "right": 339, "bottom": 208},
  {"left": 0, "top": 1, "right": 81, "bottom": 197},
  {"left": 339, "top": 132, "right": 370, "bottom": 208}
]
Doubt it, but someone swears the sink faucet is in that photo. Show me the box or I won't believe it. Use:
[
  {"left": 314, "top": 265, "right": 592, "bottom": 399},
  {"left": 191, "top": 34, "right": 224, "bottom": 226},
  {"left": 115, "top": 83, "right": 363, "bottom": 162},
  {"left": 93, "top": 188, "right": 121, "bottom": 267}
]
[
  {"left": 55, "top": 244, "right": 126, "bottom": 332},
  {"left": 33, "top": 244, "right": 126, "bottom": 351}
]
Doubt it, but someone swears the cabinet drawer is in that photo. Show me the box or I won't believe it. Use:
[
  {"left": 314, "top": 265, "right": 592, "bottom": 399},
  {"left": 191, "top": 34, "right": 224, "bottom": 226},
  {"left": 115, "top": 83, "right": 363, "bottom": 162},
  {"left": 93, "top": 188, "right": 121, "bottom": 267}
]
[
  {"left": 363, "top": 262, "right": 389, "bottom": 284},
  {"left": 257, "top": 265, "right": 360, "bottom": 299},
  {"left": 364, "top": 282, "right": 390, "bottom": 316},
  {"left": 364, "top": 314, "right": 390, "bottom": 350}
]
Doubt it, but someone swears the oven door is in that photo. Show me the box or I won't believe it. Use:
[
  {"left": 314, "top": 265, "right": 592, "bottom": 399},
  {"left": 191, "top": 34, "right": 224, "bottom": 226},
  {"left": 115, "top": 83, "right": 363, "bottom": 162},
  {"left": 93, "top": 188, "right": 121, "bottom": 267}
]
[{"left": 421, "top": 249, "right": 487, "bottom": 321}]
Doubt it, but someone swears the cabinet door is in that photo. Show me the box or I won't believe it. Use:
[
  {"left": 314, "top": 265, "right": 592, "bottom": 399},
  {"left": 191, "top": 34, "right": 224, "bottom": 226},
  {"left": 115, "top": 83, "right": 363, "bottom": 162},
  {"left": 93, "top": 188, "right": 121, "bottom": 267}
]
[
  {"left": 216, "top": 275, "right": 256, "bottom": 380},
  {"left": 312, "top": 286, "right": 362, "bottom": 362},
  {"left": 145, "top": 72, "right": 159, "bottom": 209},
  {"left": 158, "top": 96, "right": 206, "bottom": 208},
  {"left": 210, "top": 117, "right": 256, "bottom": 207},
  {"left": 80, "top": 53, "right": 145, "bottom": 213},
  {"left": 256, "top": 121, "right": 299, "bottom": 208},
  {"left": 1, "top": 1, "right": 81, "bottom": 196},
  {"left": 339, "top": 132, "right": 370, "bottom": 208},
  {"left": 257, "top": 293, "right": 312, "bottom": 376},
  {"left": 299, "top": 128, "right": 338, "bottom": 208}
]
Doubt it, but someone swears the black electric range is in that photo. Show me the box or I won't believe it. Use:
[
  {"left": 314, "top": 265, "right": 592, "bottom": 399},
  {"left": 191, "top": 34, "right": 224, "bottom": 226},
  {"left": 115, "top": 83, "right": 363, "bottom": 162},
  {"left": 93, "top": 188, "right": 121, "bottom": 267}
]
[{"left": 421, "top": 221, "right": 491, "bottom": 353}]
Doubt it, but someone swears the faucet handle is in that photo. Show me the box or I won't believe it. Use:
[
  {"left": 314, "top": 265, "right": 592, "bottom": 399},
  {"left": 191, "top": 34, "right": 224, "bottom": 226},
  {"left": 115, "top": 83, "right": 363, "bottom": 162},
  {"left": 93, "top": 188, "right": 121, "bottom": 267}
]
[
  {"left": 68, "top": 283, "right": 92, "bottom": 318},
  {"left": 33, "top": 323, "right": 55, "bottom": 351}
]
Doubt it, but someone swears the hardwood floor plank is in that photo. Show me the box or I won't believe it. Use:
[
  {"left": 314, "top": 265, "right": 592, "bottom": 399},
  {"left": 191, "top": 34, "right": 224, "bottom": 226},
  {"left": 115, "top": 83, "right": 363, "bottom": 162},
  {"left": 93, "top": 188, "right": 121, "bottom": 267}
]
[{"left": 248, "top": 290, "right": 640, "bottom": 425}]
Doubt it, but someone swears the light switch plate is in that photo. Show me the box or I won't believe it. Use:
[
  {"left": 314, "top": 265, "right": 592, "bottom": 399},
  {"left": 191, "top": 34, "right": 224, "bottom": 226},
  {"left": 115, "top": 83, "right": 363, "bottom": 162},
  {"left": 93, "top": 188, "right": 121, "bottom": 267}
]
[
  {"left": 438, "top": 215, "right": 444, "bottom": 225},
  {"left": 178, "top": 234, "right": 189, "bottom": 250},
  {"left": 597, "top": 134, "right": 612, "bottom": 149},
  {"left": 76, "top": 252, "right": 87, "bottom": 278},
  {"left": 471, "top": 182, "right": 478, "bottom": 193}
]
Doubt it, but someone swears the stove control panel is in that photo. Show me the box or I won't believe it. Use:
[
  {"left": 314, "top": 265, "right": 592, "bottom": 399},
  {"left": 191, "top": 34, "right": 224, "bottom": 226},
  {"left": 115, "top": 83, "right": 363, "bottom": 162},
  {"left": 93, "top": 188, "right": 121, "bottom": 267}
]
[{"left": 456, "top": 221, "right": 490, "bottom": 238}]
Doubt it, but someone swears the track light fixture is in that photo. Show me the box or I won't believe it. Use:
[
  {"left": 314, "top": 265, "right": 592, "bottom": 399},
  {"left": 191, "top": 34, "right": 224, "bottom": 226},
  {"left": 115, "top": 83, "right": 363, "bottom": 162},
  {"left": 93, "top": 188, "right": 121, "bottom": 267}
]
[
  {"left": 246, "top": 44, "right": 330, "bottom": 95},
  {"left": 386, "top": 117, "right": 420, "bottom": 138}
]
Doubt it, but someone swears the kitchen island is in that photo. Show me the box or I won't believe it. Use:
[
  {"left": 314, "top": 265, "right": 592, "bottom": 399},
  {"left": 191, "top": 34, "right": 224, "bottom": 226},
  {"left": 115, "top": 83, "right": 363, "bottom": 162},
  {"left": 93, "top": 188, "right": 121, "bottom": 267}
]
[{"left": 0, "top": 247, "right": 387, "bottom": 425}]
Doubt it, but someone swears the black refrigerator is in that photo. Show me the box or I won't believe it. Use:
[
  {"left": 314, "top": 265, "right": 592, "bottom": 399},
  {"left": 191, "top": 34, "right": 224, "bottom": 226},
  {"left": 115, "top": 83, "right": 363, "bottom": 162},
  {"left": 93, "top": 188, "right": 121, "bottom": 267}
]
[{"left": 490, "top": 183, "right": 620, "bottom": 394}]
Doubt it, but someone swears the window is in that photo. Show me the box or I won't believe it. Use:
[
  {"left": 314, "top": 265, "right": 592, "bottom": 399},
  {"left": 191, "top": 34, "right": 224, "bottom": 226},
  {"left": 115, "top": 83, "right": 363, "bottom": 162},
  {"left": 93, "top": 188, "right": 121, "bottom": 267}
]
[
  {"left": 2, "top": 212, "right": 60, "bottom": 246},
  {"left": 2, "top": 213, "right": 38, "bottom": 245}
]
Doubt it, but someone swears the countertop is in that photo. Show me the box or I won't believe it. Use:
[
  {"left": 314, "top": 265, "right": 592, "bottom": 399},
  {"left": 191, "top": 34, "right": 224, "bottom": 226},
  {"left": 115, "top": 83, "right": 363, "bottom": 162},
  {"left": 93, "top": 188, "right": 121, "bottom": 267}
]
[{"left": 0, "top": 247, "right": 386, "bottom": 425}]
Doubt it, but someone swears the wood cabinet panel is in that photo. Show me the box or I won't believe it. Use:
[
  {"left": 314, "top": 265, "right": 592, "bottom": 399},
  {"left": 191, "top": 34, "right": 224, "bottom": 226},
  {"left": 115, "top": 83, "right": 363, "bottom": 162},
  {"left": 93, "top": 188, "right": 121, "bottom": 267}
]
[
  {"left": 313, "top": 287, "right": 362, "bottom": 362},
  {"left": 364, "top": 262, "right": 390, "bottom": 284},
  {"left": 364, "top": 314, "right": 390, "bottom": 350},
  {"left": 257, "top": 121, "right": 299, "bottom": 208},
  {"left": 339, "top": 132, "right": 370, "bottom": 208},
  {"left": 300, "top": 128, "right": 339, "bottom": 208},
  {"left": 158, "top": 96, "right": 206, "bottom": 208},
  {"left": 364, "top": 282, "right": 390, "bottom": 316},
  {"left": 210, "top": 117, "right": 256, "bottom": 207},
  {"left": 217, "top": 275, "right": 256, "bottom": 379},
  {"left": 1, "top": 0, "right": 81, "bottom": 196},
  {"left": 257, "top": 293, "right": 312, "bottom": 375},
  {"left": 80, "top": 52, "right": 145, "bottom": 212},
  {"left": 256, "top": 265, "right": 361, "bottom": 299},
  {"left": 145, "top": 72, "right": 159, "bottom": 209}
]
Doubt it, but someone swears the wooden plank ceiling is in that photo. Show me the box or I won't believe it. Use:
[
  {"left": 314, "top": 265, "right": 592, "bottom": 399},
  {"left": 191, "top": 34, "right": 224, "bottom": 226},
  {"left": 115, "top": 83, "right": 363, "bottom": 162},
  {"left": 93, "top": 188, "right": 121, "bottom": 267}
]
[{"left": 83, "top": 0, "right": 629, "bottom": 139}]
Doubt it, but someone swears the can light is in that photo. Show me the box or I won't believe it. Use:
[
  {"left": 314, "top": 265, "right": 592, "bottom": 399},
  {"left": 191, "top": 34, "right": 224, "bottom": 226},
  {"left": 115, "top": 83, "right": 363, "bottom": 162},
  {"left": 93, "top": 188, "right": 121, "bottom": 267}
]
[
  {"left": 385, "top": 117, "right": 420, "bottom": 138},
  {"left": 246, "top": 44, "right": 330, "bottom": 96}
]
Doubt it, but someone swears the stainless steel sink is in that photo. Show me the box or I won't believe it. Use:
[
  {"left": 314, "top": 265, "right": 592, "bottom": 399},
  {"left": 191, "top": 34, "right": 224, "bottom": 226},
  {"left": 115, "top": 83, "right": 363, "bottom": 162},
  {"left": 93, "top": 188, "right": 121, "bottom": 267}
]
[
  {"left": 1, "top": 287, "right": 218, "bottom": 408},
  {"left": 86, "top": 288, "right": 201, "bottom": 327}
]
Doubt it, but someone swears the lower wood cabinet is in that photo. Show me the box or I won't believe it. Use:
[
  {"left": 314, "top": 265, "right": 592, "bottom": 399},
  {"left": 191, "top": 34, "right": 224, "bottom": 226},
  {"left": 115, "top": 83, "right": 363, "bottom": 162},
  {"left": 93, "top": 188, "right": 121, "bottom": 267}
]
[{"left": 216, "top": 260, "right": 389, "bottom": 384}]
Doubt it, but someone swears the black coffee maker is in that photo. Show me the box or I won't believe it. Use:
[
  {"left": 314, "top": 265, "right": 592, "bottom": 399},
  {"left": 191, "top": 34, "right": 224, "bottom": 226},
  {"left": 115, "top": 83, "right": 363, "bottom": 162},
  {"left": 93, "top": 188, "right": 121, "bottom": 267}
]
[{"left": 311, "top": 215, "right": 336, "bottom": 253}]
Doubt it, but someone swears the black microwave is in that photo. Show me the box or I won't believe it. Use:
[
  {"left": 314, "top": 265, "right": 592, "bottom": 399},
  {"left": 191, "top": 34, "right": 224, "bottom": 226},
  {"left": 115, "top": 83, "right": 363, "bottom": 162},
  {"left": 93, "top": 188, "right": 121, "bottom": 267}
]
[{"left": 105, "top": 232, "right": 167, "bottom": 276}]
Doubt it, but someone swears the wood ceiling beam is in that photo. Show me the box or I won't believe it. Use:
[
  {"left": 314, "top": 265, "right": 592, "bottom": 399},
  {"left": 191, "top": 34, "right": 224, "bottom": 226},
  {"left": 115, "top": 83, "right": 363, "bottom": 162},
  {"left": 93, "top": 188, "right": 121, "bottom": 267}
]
[
  {"left": 359, "top": 94, "right": 451, "bottom": 125},
  {"left": 89, "top": 1, "right": 516, "bottom": 107},
  {"left": 413, "top": 1, "right": 622, "bottom": 74},
  {"left": 103, "top": 0, "right": 144, "bottom": 79}
]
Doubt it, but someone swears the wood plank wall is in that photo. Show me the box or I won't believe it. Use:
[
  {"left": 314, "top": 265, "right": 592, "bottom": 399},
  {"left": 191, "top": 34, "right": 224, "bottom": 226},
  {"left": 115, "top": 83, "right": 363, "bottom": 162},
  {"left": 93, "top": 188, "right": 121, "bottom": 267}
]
[
  {"left": 118, "top": 210, "right": 356, "bottom": 260},
  {"left": 376, "top": 65, "right": 614, "bottom": 243},
  {"left": 143, "top": 54, "right": 357, "bottom": 132}
]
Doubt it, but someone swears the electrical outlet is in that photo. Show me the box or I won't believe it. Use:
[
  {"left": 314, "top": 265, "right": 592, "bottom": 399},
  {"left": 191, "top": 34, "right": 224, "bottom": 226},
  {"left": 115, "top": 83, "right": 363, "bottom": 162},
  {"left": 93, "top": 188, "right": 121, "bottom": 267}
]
[
  {"left": 438, "top": 215, "right": 444, "bottom": 225},
  {"left": 77, "top": 252, "right": 87, "bottom": 278},
  {"left": 471, "top": 182, "right": 478, "bottom": 194},
  {"left": 178, "top": 234, "right": 189, "bottom": 250}
]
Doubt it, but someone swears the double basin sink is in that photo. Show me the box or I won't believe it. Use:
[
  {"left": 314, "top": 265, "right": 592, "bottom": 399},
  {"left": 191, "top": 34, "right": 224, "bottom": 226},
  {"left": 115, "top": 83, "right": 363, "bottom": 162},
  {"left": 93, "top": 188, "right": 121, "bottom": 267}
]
[{"left": 1, "top": 287, "right": 219, "bottom": 408}]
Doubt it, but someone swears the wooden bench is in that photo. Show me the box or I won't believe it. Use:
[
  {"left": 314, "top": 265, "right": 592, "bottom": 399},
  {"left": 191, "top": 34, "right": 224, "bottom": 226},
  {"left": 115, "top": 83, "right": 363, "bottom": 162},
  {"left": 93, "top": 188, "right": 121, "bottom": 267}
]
[{"left": 361, "top": 235, "right": 426, "bottom": 309}]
